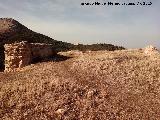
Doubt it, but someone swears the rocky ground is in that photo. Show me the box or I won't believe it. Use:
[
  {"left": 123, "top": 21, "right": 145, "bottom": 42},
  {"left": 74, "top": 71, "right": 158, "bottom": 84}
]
[{"left": 0, "top": 48, "right": 160, "bottom": 120}]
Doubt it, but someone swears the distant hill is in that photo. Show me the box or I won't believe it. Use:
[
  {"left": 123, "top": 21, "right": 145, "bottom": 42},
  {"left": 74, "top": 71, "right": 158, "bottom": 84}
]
[
  {"left": 74, "top": 43, "right": 125, "bottom": 51},
  {"left": 0, "top": 18, "right": 125, "bottom": 52},
  {"left": 0, "top": 18, "right": 74, "bottom": 52}
]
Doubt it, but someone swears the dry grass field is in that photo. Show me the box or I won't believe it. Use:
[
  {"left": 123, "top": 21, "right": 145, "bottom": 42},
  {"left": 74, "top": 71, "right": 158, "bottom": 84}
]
[{"left": 0, "top": 49, "right": 160, "bottom": 120}]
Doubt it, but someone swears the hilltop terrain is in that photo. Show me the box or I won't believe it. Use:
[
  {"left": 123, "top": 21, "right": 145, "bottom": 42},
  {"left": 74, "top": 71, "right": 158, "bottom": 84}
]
[
  {"left": 0, "top": 48, "right": 160, "bottom": 119},
  {"left": 1, "top": 18, "right": 159, "bottom": 120}
]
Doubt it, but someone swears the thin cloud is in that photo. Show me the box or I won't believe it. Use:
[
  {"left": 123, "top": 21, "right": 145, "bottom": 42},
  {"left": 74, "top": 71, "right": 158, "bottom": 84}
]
[{"left": 0, "top": 0, "right": 159, "bottom": 48}]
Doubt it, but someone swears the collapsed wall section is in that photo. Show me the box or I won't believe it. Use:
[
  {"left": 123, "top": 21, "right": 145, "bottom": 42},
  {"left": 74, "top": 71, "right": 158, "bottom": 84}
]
[{"left": 4, "top": 41, "right": 55, "bottom": 72}]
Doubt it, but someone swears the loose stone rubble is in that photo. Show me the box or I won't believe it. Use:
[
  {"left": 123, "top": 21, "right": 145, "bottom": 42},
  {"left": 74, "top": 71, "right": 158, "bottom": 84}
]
[{"left": 144, "top": 45, "right": 159, "bottom": 56}]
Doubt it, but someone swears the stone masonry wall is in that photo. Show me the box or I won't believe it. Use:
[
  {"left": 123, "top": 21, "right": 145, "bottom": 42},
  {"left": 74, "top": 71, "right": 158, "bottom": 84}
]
[
  {"left": 30, "top": 43, "right": 54, "bottom": 61},
  {"left": 4, "top": 41, "right": 31, "bottom": 72},
  {"left": 4, "top": 41, "right": 55, "bottom": 72}
]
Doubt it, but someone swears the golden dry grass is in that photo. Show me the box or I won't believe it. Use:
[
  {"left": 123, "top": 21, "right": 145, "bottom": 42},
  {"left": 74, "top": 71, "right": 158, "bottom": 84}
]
[{"left": 0, "top": 49, "right": 160, "bottom": 120}]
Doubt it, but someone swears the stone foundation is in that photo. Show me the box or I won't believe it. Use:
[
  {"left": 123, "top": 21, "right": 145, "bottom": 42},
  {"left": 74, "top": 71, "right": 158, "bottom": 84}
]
[{"left": 4, "top": 41, "right": 55, "bottom": 72}]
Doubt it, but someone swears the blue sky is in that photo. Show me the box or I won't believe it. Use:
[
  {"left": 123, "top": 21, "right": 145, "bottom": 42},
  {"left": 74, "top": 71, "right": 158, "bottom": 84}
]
[{"left": 0, "top": 0, "right": 159, "bottom": 48}]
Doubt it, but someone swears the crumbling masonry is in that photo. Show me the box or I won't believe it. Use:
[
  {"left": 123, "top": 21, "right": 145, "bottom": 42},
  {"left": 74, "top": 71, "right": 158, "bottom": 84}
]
[{"left": 4, "top": 41, "right": 55, "bottom": 72}]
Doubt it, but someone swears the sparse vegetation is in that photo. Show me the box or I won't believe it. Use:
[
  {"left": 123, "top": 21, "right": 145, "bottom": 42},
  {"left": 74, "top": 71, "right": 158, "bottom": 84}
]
[
  {"left": 1, "top": 18, "right": 159, "bottom": 119},
  {"left": 73, "top": 43, "right": 125, "bottom": 52},
  {"left": 0, "top": 49, "right": 160, "bottom": 120}
]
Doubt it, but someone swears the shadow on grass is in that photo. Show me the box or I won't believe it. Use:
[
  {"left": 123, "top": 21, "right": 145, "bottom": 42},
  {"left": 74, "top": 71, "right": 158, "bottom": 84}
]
[
  {"left": 31, "top": 54, "right": 72, "bottom": 64},
  {"left": 0, "top": 54, "right": 72, "bottom": 72}
]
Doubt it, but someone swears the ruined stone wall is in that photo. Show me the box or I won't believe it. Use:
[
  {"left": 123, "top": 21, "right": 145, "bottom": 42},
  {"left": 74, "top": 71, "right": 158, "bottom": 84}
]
[
  {"left": 30, "top": 43, "right": 54, "bottom": 61},
  {"left": 4, "top": 41, "right": 55, "bottom": 72},
  {"left": 4, "top": 41, "right": 31, "bottom": 72}
]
